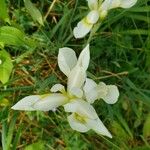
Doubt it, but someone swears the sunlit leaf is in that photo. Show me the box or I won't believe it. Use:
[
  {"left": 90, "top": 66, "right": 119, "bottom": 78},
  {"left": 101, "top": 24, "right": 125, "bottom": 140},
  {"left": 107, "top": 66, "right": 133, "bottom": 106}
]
[
  {"left": 0, "top": 0, "right": 10, "bottom": 23},
  {"left": 0, "top": 26, "right": 25, "bottom": 46},
  {"left": 24, "top": 0, "right": 44, "bottom": 26},
  {"left": 143, "top": 114, "right": 150, "bottom": 138},
  {"left": 0, "top": 50, "right": 13, "bottom": 84},
  {"left": 0, "top": 98, "right": 9, "bottom": 107},
  {"left": 24, "top": 141, "right": 45, "bottom": 150}
]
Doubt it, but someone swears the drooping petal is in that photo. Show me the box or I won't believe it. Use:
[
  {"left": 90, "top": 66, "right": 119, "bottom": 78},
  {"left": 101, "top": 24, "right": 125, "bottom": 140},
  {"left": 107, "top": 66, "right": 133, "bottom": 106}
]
[
  {"left": 58, "top": 47, "right": 77, "bottom": 76},
  {"left": 86, "top": 10, "right": 99, "bottom": 24},
  {"left": 73, "top": 18, "right": 93, "bottom": 39},
  {"left": 100, "top": 0, "right": 120, "bottom": 11},
  {"left": 102, "top": 85, "right": 119, "bottom": 104},
  {"left": 83, "top": 78, "right": 98, "bottom": 103},
  {"left": 86, "top": 118, "right": 112, "bottom": 138},
  {"left": 64, "top": 99, "right": 98, "bottom": 119},
  {"left": 120, "top": 0, "right": 137, "bottom": 8},
  {"left": 67, "top": 114, "right": 90, "bottom": 132},
  {"left": 33, "top": 93, "right": 68, "bottom": 111},
  {"left": 73, "top": 10, "right": 99, "bottom": 39},
  {"left": 11, "top": 95, "right": 40, "bottom": 111},
  {"left": 83, "top": 78, "right": 97, "bottom": 93},
  {"left": 67, "top": 65, "right": 86, "bottom": 92},
  {"left": 50, "top": 84, "right": 65, "bottom": 93},
  {"left": 77, "top": 44, "right": 90, "bottom": 71},
  {"left": 87, "top": 0, "right": 98, "bottom": 10}
]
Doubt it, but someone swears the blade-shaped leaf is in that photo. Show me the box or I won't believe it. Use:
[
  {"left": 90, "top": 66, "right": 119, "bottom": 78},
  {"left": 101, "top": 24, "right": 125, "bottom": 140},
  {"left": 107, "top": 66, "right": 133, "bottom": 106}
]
[
  {"left": 0, "top": 26, "right": 26, "bottom": 46},
  {"left": 0, "top": 0, "right": 10, "bottom": 23},
  {"left": 24, "top": 0, "right": 44, "bottom": 26},
  {"left": 0, "top": 50, "right": 13, "bottom": 84}
]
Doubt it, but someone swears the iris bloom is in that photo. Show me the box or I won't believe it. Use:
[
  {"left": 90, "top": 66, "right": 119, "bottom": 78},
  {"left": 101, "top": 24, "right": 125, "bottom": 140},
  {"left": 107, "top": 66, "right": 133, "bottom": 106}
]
[
  {"left": 11, "top": 45, "right": 90, "bottom": 111},
  {"left": 73, "top": 0, "right": 137, "bottom": 38},
  {"left": 12, "top": 44, "right": 119, "bottom": 138}
]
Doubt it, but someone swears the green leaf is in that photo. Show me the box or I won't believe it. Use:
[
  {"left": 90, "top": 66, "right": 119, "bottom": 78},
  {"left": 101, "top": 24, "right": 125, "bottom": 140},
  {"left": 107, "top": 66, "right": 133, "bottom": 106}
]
[
  {"left": 0, "top": 26, "right": 26, "bottom": 46},
  {"left": 24, "top": 141, "right": 45, "bottom": 150},
  {"left": 143, "top": 114, "right": 150, "bottom": 138},
  {"left": 0, "top": 0, "right": 10, "bottom": 23},
  {"left": 0, "top": 50, "right": 13, "bottom": 84},
  {"left": 24, "top": 0, "right": 44, "bottom": 26}
]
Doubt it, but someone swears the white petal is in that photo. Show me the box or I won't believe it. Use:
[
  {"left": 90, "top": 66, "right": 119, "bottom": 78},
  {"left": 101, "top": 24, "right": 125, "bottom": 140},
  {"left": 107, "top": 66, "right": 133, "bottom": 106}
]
[
  {"left": 86, "top": 118, "right": 112, "bottom": 138},
  {"left": 96, "top": 82, "right": 108, "bottom": 98},
  {"left": 103, "top": 85, "right": 119, "bottom": 104},
  {"left": 77, "top": 44, "right": 90, "bottom": 71},
  {"left": 86, "top": 10, "right": 99, "bottom": 24},
  {"left": 120, "top": 0, "right": 137, "bottom": 8},
  {"left": 87, "top": 0, "right": 98, "bottom": 10},
  {"left": 83, "top": 78, "right": 97, "bottom": 93},
  {"left": 67, "top": 114, "right": 90, "bottom": 132},
  {"left": 101, "top": 0, "right": 120, "bottom": 11},
  {"left": 67, "top": 65, "right": 86, "bottom": 91},
  {"left": 69, "top": 87, "right": 83, "bottom": 98},
  {"left": 83, "top": 78, "right": 98, "bottom": 103},
  {"left": 73, "top": 19, "right": 93, "bottom": 39},
  {"left": 50, "top": 84, "right": 65, "bottom": 93},
  {"left": 64, "top": 99, "right": 98, "bottom": 119},
  {"left": 58, "top": 47, "right": 77, "bottom": 76},
  {"left": 33, "top": 94, "right": 68, "bottom": 111},
  {"left": 11, "top": 95, "right": 40, "bottom": 111}
]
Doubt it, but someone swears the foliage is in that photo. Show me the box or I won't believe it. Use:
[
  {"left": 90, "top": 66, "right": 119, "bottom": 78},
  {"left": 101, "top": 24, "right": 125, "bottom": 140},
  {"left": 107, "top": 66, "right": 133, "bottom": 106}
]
[{"left": 0, "top": 0, "right": 150, "bottom": 149}]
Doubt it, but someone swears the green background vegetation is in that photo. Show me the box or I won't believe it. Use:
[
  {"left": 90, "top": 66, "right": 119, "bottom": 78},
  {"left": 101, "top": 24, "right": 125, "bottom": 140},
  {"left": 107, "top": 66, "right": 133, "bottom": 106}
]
[{"left": 0, "top": 0, "right": 150, "bottom": 149}]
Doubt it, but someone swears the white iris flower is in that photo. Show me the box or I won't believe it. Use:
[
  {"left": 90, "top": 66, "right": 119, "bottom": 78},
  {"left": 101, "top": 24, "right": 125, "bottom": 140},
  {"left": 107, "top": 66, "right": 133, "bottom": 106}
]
[
  {"left": 11, "top": 45, "right": 90, "bottom": 111},
  {"left": 12, "top": 44, "right": 119, "bottom": 138},
  {"left": 73, "top": 0, "right": 137, "bottom": 38}
]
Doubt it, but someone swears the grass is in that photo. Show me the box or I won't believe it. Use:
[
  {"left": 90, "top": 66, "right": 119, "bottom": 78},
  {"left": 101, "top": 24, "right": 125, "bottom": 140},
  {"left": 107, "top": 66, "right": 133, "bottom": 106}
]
[{"left": 0, "top": 0, "right": 150, "bottom": 149}]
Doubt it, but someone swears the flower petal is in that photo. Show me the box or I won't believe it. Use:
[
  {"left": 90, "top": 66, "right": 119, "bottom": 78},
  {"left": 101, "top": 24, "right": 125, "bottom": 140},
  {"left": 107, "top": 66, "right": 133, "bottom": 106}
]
[
  {"left": 86, "top": 118, "right": 112, "bottom": 138},
  {"left": 102, "top": 85, "right": 119, "bottom": 104},
  {"left": 73, "top": 19, "right": 93, "bottom": 39},
  {"left": 33, "top": 93, "right": 68, "bottom": 111},
  {"left": 50, "top": 84, "right": 65, "bottom": 93},
  {"left": 67, "top": 114, "right": 90, "bottom": 132},
  {"left": 77, "top": 44, "right": 90, "bottom": 71},
  {"left": 67, "top": 65, "right": 86, "bottom": 92},
  {"left": 86, "top": 10, "right": 99, "bottom": 24},
  {"left": 69, "top": 87, "right": 83, "bottom": 98},
  {"left": 83, "top": 78, "right": 98, "bottom": 103},
  {"left": 87, "top": 0, "right": 98, "bottom": 10},
  {"left": 64, "top": 99, "right": 98, "bottom": 119},
  {"left": 58, "top": 47, "right": 77, "bottom": 76},
  {"left": 101, "top": 0, "right": 120, "bottom": 11},
  {"left": 11, "top": 95, "right": 41, "bottom": 111},
  {"left": 120, "top": 0, "right": 137, "bottom": 8}
]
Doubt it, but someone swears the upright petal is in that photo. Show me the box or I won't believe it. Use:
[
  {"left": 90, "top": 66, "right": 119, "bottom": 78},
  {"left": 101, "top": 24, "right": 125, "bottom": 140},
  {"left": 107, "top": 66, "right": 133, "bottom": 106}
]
[
  {"left": 50, "top": 84, "right": 65, "bottom": 93},
  {"left": 120, "top": 0, "right": 137, "bottom": 8},
  {"left": 58, "top": 47, "right": 77, "bottom": 76},
  {"left": 11, "top": 95, "right": 40, "bottom": 111},
  {"left": 87, "top": 0, "right": 98, "bottom": 10},
  {"left": 102, "top": 85, "right": 119, "bottom": 104},
  {"left": 86, "top": 118, "right": 112, "bottom": 138},
  {"left": 69, "top": 87, "right": 83, "bottom": 98},
  {"left": 67, "top": 114, "right": 90, "bottom": 132},
  {"left": 33, "top": 93, "right": 68, "bottom": 111},
  {"left": 67, "top": 65, "right": 86, "bottom": 92},
  {"left": 77, "top": 44, "right": 90, "bottom": 71}
]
